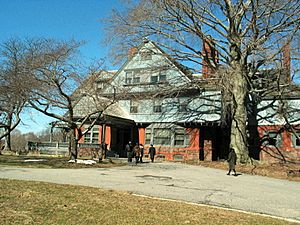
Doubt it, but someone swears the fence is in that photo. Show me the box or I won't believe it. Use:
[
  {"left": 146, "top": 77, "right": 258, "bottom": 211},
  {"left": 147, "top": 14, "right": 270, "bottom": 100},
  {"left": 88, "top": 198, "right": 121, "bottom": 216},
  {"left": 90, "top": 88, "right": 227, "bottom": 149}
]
[{"left": 27, "top": 141, "right": 101, "bottom": 156}]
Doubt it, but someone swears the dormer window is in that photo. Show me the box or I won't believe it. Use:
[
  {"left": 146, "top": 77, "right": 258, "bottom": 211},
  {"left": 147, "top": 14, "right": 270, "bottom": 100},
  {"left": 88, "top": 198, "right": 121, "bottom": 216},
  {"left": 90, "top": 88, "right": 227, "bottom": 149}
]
[
  {"left": 126, "top": 77, "right": 132, "bottom": 84},
  {"left": 141, "top": 51, "right": 152, "bottom": 61},
  {"left": 153, "top": 105, "right": 162, "bottom": 113},
  {"left": 133, "top": 77, "right": 140, "bottom": 84},
  {"left": 150, "top": 72, "right": 167, "bottom": 84},
  {"left": 179, "top": 103, "right": 188, "bottom": 112},
  {"left": 159, "top": 74, "right": 166, "bottom": 82},
  {"left": 151, "top": 75, "right": 158, "bottom": 83},
  {"left": 125, "top": 70, "right": 140, "bottom": 84}
]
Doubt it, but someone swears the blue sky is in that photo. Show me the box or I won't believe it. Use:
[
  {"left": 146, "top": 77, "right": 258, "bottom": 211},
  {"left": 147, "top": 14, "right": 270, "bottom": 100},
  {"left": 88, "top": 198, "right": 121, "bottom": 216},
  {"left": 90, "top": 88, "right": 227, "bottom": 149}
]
[{"left": 0, "top": 0, "right": 121, "bottom": 134}]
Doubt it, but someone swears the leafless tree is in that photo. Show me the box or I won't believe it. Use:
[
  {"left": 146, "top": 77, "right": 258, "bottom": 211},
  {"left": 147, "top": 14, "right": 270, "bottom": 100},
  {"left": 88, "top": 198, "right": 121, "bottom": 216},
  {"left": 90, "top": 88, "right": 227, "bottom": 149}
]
[
  {"left": 24, "top": 39, "right": 116, "bottom": 160},
  {"left": 0, "top": 39, "right": 32, "bottom": 150},
  {"left": 105, "top": 0, "right": 300, "bottom": 163}
]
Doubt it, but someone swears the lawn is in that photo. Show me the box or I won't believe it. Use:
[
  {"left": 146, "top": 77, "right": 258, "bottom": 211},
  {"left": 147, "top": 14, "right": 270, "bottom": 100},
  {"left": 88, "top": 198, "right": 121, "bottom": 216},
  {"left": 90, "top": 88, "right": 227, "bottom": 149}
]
[
  {"left": 0, "top": 179, "right": 295, "bottom": 225},
  {"left": 0, "top": 155, "right": 125, "bottom": 169}
]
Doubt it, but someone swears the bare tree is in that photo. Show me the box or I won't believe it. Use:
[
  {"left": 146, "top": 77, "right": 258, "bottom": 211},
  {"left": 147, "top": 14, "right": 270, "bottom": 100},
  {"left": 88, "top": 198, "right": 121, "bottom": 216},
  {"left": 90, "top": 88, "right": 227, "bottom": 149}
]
[
  {"left": 105, "top": 0, "right": 300, "bottom": 163},
  {"left": 24, "top": 39, "right": 116, "bottom": 160},
  {"left": 0, "top": 39, "right": 32, "bottom": 150}
]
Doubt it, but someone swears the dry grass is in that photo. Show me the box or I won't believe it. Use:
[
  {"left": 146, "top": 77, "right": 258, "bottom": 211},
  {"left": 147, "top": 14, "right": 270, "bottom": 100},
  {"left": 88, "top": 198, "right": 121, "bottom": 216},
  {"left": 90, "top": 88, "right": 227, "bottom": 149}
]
[
  {"left": 0, "top": 155, "right": 125, "bottom": 169},
  {"left": 185, "top": 160, "right": 300, "bottom": 182},
  {"left": 0, "top": 179, "right": 296, "bottom": 225}
]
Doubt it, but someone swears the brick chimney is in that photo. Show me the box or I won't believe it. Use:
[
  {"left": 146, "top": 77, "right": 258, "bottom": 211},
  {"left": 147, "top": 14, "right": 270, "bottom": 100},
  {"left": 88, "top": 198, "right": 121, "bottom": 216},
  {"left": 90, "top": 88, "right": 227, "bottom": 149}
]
[
  {"left": 202, "top": 39, "right": 218, "bottom": 79},
  {"left": 282, "top": 42, "right": 291, "bottom": 82},
  {"left": 128, "top": 47, "right": 138, "bottom": 59}
]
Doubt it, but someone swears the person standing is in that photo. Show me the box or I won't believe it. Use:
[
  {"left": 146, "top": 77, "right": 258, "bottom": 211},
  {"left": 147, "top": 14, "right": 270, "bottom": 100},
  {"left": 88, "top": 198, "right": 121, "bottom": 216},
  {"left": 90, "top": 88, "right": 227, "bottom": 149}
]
[
  {"left": 139, "top": 144, "right": 144, "bottom": 163},
  {"left": 148, "top": 144, "right": 156, "bottom": 163},
  {"left": 227, "top": 148, "right": 237, "bottom": 176},
  {"left": 125, "top": 141, "right": 133, "bottom": 163},
  {"left": 133, "top": 143, "right": 141, "bottom": 165}
]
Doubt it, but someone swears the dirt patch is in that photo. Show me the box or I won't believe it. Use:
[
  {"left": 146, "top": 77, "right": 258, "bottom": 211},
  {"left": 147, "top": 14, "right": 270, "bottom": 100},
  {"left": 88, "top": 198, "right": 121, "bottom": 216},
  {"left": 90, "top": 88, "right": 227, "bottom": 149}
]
[{"left": 185, "top": 160, "right": 300, "bottom": 182}]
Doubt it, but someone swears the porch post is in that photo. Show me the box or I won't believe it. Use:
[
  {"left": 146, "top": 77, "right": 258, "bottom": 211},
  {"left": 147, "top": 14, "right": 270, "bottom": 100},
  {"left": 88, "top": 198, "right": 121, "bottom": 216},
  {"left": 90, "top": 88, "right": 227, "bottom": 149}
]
[{"left": 101, "top": 124, "right": 106, "bottom": 160}]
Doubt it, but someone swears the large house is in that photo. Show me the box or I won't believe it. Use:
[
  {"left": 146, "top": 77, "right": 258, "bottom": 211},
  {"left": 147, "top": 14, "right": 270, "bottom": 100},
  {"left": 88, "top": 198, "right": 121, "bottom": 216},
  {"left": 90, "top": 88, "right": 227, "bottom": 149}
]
[{"left": 73, "top": 39, "right": 300, "bottom": 162}]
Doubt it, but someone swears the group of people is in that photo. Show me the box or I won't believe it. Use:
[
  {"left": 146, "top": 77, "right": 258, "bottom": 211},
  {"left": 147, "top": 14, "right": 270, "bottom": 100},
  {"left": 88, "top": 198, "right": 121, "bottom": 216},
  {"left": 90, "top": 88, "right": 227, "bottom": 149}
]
[
  {"left": 126, "top": 141, "right": 238, "bottom": 175},
  {"left": 125, "top": 141, "right": 156, "bottom": 164}
]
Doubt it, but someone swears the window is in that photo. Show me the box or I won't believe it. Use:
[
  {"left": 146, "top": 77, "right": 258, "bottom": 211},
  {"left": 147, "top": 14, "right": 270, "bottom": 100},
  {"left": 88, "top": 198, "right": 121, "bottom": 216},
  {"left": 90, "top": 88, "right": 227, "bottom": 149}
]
[
  {"left": 153, "top": 128, "right": 171, "bottom": 145},
  {"left": 151, "top": 76, "right": 158, "bottom": 83},
  {"left": 84, "top": 126, "right": 99, "bottom": 144},
  {"left": 153, "top": 105, "right": 162, "bottom": 113},
  {"left": 145, "top": 125, "right": 190, "bottom": 147},
  {"left": 174, "top": 128, "right": 190, "bottom": 146},
  {"left": 130, "top": 100, "right": 139, "bottom": 113},
  {"left": 292, "top": 132, "right": 300, "bottom": 148},
  {"left": 125, "top": 71, "right": 133, "bottom": 84},
  {"left": 91, "top": 127, "right": 99, "bottom": 143},
  {"left": 159, "top": 74, "right": 167, "bottom": 82},
  {"left": 145, "top": 129, "right": 151, "bottom": 145},
  {"left": 174, "top": 128, "right": 185, "bottom": 146},
  {"left": 130, "top": 106, "right": 138, "bottom": 113},
  {"left": 178, "top": 103, "right": 188, "bottom": 112},
  {"left": 125, "top": 70, "right": 140, "bottom": 84},
  {"left": 84, "top": 132, "right": 91, "bottom": 143},
  {"left": 141, "top": 51, "right": 152, "bottom": 61},
  {"left": 133, "top": 77, "right": 140, "bottom": 84},
  {"left": 150, "top": 74, "right": 167, "bottom": 84},
  {"left": 125, "top": 77, "right": 132, "bottom": 84},
  {"left": 265, "top": 131, "right": 282, "bottom": 147}
]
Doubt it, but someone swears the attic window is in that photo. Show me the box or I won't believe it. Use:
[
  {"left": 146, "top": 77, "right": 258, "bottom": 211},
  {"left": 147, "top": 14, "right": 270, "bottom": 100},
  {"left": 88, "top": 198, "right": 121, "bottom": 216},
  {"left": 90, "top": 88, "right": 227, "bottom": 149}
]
[
  {"left": 141, "top": 51, "right": 152, "bottom": 61},
  {"left": 130, "top": 100, "right": 139, "bottom": 113},
  {"left": 150, "top": 73, "right": 167, "bottom": 84},
  {"left": 153, "top": 105, "right": 162, "bottom": 113},
  {"left": 151, "top": 76, "right": 158, "bottom": 83},
  {"left": 179, "top": 103, "right": 188, "bottom": 112},
  {"left": 125, "top": 70, "right": 140, "bottom": 84},
  {"left": 159, "top": 74, "right": 166, "bottom": 82}
]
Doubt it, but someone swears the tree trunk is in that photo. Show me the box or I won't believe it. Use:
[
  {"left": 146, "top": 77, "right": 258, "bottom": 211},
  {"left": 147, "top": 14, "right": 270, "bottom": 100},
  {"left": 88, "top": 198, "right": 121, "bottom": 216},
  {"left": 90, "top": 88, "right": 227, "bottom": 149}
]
[
  {"left": 69, "top": 128, "right": 78, "bottom": 160},
  {"left": 230, "top": 64, "right": 250, "bottom": 163},
  {"left": 4, "top": 128, "right": 11, "bottom": 151}
]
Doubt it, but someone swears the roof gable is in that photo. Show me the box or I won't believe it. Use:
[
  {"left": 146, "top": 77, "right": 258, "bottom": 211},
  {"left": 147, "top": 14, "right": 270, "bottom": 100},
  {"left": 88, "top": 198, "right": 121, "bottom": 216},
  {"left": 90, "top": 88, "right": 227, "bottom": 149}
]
[{"left": 105, "top": 39, "right": 192, "bottom": 95}]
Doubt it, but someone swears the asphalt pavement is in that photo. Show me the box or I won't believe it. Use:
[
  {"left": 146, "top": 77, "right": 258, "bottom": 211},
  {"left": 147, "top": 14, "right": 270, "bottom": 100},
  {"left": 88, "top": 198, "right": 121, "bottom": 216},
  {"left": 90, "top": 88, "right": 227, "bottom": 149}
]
[{"left": 0, "top": 160, "right": 299, "bottom": 223}]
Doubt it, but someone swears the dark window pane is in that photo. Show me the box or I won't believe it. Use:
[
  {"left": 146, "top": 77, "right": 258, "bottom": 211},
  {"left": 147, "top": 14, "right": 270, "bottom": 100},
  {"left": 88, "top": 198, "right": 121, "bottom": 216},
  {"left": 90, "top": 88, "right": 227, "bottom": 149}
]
[
  {"left": 159, "top": 74, "right": 166, "bottom": 82},
  {"left": 151, "top": 76, "right": 158, "bottom": 83},
  {"left": 153, "top": 105, "right": 162, "bottom": 113},
  {"left": 130, "top": 106, "right": 138, "bottom": 113}
]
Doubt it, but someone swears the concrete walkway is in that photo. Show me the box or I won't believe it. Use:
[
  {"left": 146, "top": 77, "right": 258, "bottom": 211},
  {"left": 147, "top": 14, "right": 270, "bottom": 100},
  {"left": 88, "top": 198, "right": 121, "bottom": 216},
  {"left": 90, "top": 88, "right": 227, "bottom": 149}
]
[{"left": 0, "top": 161, "right": 300, "bottom": 222}]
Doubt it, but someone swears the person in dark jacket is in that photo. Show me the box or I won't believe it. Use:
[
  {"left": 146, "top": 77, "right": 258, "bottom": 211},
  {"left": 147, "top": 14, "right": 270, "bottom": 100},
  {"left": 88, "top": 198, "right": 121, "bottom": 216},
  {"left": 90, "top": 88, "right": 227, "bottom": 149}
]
[
  {"left": 148, "top": 144, "right": 156, "bottom": 163},
  {"left": 125, "top": 141, "right": 133, "bottom": 162},
  {"left": 227, "top": 147, "right": 237, "bottom": 176}
]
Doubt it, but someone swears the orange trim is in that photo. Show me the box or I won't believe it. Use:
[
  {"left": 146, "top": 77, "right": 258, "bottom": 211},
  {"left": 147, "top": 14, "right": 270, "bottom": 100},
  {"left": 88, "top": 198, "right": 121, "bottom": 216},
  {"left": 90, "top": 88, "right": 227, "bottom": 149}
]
[{"left": 139, "top": 128, "right": 146, "bottom": 145}]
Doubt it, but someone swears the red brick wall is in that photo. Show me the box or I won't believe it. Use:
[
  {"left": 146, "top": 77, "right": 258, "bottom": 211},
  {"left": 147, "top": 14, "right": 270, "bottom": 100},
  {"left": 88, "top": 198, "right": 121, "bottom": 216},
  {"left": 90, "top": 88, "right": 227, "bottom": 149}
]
[
  {"left": 144, "top": 128, "right": 200, "bottom": 161},
  {"left": 258, "top": 125, "right": 300, "bottom": 162}
]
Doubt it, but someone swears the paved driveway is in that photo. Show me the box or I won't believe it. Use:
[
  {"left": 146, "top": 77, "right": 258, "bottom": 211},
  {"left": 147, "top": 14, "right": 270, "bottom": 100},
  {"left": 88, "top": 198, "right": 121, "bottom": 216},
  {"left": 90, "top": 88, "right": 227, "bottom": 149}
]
[{"left": 0, "top": 161, "right": 299, "bottom": 222}]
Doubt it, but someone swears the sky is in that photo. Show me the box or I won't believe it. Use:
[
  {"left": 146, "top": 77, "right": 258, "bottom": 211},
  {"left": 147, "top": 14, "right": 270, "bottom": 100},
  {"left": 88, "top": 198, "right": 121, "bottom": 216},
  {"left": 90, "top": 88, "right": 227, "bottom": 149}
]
[{"left": 0, "top": 0, "right": 121, "bottom": 134}]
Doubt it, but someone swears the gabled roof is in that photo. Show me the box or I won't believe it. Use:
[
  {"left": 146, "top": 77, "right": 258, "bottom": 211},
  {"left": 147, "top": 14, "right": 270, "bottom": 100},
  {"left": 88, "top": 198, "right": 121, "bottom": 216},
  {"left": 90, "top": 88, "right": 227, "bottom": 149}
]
[
  {"left": 110, "top": 39, "right": 192, "bottom": 83},
  {"left": 71, "top": 70, "right": 116, "bottom": 102}
]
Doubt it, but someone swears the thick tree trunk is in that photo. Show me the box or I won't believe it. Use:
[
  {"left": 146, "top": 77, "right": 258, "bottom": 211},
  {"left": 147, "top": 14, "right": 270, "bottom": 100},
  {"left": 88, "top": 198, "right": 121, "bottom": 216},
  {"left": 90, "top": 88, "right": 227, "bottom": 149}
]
[
  {"left": 230, "top": 64, "right": 250, "bottom": 163},
  {"left": 4, "top": 128, "right": 11, "bottom": 151},
  {"left": 69, "top": 128, "right": 78, "bottom": 160}
]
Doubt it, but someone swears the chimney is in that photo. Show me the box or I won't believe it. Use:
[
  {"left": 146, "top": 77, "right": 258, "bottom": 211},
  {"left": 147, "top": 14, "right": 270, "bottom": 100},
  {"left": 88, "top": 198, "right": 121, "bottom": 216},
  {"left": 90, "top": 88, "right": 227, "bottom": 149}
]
[
  {"left": 282, "top": 42, "right": 291, "bottom": 82},
  {"left": 128, "top": 47, "right": 138, "bottom": 59},
  {"left": 202, "top": 38, "right": 218, "bottom": 79}
]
